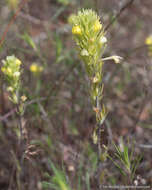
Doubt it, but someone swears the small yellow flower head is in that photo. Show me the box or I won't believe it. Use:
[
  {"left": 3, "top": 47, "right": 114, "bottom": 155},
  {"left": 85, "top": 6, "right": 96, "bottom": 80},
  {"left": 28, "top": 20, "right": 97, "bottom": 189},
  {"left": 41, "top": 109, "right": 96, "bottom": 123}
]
[
  {"left": 30, "top": 64, "right": 37, "bottom": 73},
  {"left": 15, "top": 59, "right": 22, "bottom": 66},
  {"left": 7, "top": 68, "right": 12, "bottom": 74},
  {"left": 145, "top": 35, "right": 152, "bottom": 45},
  {"left": 93, "top": 20, "right": 102, "bottom": 32},
  {"left": 72, "top": 25, "right": 82, "bottom": 35},
  {"left": 30, "top": 63, "right": 44, "bottom": 74}
]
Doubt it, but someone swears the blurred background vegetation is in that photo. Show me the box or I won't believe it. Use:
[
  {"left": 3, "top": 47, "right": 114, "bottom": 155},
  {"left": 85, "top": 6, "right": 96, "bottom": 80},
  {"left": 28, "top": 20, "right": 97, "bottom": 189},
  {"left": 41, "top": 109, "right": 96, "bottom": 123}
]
[{"left": 0, "top": 0, "right": 152, "bottom": 189}]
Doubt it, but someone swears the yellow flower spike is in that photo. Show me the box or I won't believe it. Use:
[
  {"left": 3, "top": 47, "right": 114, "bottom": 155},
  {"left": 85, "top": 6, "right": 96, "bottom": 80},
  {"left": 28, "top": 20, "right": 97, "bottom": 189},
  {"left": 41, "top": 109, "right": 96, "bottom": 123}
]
[
  {"left": 93, "top": 20, "right": 102, "bottom": 32},
  {"left": 72, "top": 25, "right": 82, "bottom": 35}
]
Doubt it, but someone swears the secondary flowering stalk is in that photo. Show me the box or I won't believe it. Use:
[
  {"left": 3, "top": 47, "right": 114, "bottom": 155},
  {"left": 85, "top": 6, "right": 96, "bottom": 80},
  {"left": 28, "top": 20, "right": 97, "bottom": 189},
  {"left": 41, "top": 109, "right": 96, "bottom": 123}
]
[
  {"left": 1, "top": 55, "right": 28, "bottom": 189},
  {"left": 1, "top": 55, "right": 27, "bottom": 139}
]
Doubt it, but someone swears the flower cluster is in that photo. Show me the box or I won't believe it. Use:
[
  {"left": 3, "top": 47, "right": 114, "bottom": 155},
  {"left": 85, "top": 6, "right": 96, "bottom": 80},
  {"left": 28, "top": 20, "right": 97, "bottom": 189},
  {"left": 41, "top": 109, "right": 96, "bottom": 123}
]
[
  {"left": 1, "top": 55, "right": 22, "bottom": 103},
  {"left": 69, "top": 9, "right": 107, "bottom": 124},
  {"left": 69, "top": 9, "right": 107, "bottom": 69},
  {"left": 145, "top": 35, "right": 152, "bottom": 57}
]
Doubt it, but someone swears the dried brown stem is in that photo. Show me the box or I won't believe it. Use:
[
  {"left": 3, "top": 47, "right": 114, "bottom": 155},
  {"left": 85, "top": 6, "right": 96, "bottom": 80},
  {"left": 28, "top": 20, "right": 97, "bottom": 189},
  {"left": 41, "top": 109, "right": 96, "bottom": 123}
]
[{"left": 0, "top": 0, "right": 29, "bottom": 48}]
